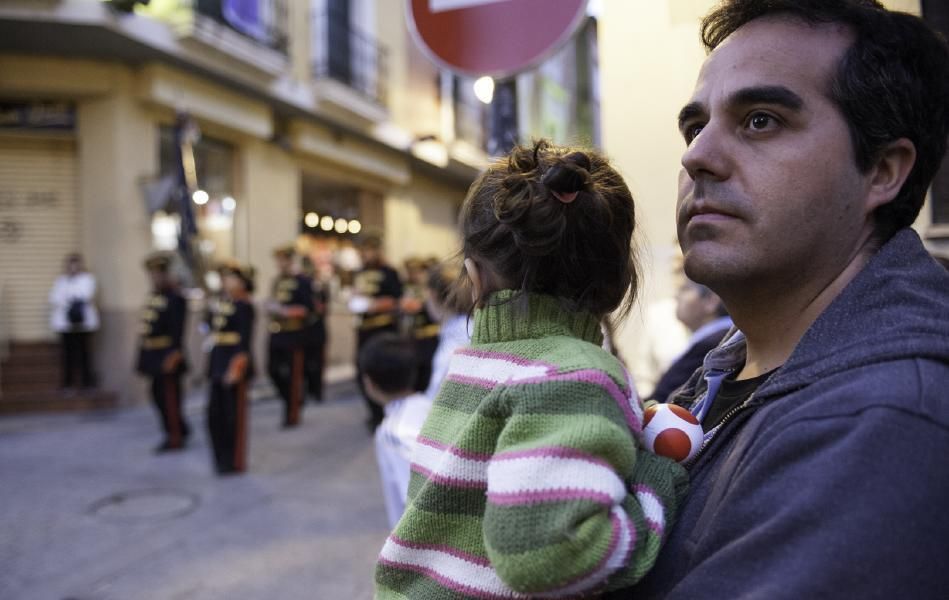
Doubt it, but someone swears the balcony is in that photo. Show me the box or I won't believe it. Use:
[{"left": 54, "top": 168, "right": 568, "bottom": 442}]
[
  {"left": 311, "top": 10, "right": 388, "bottom": 124},
  {"left": 144, "top": 0, "right": 290, "bottom": 78}
]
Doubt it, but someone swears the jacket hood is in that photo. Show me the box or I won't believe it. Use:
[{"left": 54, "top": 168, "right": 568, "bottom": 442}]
[{"left": 756, "top": 228, "right": 949, "bottom": 401}]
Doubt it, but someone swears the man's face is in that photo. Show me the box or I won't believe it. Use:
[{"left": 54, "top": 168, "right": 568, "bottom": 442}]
[
  {"left": 676, "top": 18, "right": 876, "bottom": 293},
  {"left": 275, "top": 254, "right": 292, "bottom": 274}
]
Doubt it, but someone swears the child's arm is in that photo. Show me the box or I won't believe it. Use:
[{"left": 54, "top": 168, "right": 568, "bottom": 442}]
[{"left": 483, "top": 383, "right": 688, "bottom": 596}]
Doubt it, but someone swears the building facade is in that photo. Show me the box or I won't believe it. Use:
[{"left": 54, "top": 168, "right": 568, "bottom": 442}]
[{"left": 0, "top": 0, "right": 489, "bottom": 403}]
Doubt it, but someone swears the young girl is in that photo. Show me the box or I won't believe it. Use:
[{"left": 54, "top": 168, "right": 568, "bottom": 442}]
[{"left": 375, "top": 141, "right": 688, "bottom": 598}]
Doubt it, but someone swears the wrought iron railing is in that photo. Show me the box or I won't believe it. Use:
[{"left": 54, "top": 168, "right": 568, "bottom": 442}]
[
  {"left": 311, "top": 11, "right": 388, "bottom": 106},
  {"left": 191, "top": 0, "right": 289, "bottom": 54}
]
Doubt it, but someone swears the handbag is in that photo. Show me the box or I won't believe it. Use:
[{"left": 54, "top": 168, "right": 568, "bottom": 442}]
[{"left": 67, "top": 298, "right": 86, "bottom": 326}]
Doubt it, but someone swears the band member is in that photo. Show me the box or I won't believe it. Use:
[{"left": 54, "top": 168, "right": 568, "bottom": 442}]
[
  {"left": 351, "top": 234, "right": 403, "bottom": 431},
  {"left": 207, "top": 262, "right": 255, "bottom": 475},
  {"left": 136, "top": 251, "right": 190, "bottom": 453},
  {"left": 302, "top": 256, "right": 329, "bottom": 404},
  {"left": 266, "top": 245, "right": 313, "bottom": 427},
  {"left": 401, "top": 257, "right": 440, "bottom": 393}
]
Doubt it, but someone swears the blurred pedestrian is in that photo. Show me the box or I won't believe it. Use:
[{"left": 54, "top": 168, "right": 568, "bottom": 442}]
[
  {"left": 421, "top": 260, "right": 470, "bottom": 400},
  {"left": 400, "top": 256, "right": 439, "bottom": 392},
  {"left": 136, "top": 251, "right": 190, "bottom": 453},
  {"left": 49, "top": 252, "right": 98, "bottom": 391},
  {"left": 359, "top": 333, "right": 430, "bottom": 529},
  {"left": 302, "top": 256, "right": 329, "bottom": 404},
  {"left": 376, "top": 141, "right": 687, "bottom": 597},
  {"left": 351, "top": 233, "right": 403, "bottom": 431},
  {"left": 207, "top": 262, "right": 255, "bottom": 475},
  {"left": 648, "top": 279, "right": 731, "bottom": 403},
  {"left": 266, "top": 245, "right": 313, "bottom": 428}
]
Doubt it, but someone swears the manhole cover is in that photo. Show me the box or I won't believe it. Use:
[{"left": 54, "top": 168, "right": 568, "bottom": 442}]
[{"left": 88, "top": 488, "right": 199, "bottom": 522}]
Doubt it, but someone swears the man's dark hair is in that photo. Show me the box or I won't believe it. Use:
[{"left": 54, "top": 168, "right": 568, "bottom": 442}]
[
  {"left": 702, "top": 0, "right": 949, "bottom": 242},
  {"left": 358, "top": 333, "right": 418, "bottom": 394}
]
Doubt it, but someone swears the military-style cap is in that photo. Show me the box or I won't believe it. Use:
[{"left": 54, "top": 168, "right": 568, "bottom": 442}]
[
  {"left": 220, "top": 260, "right": 256, "bottom": 292},
  {"left": 358, "top": 231, "right": 384, "bottom": 249},
  {"left": 143, "top": 250, "right": 175, "bottom": 271},
  {"left": 272, "top": 244, "right": 296, "bottom": 258}
]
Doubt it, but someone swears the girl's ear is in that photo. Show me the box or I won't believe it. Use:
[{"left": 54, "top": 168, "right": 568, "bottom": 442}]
[{"left": 464, "top": 258, "right": 483, "bottom": 306}]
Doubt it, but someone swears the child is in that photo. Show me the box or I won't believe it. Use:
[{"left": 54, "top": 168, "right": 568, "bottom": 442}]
[
  {"left": 359, "top": 333, "right": 432, "bottom": 529},
  {"left": 375, "top": 140, "right": 689, "bottom": 598},
  {"left": 422, "top": 260, "right": 471, "bottom": 400},
  {"left": 207, "top": 262, "right": 256, "bottom": 475}
]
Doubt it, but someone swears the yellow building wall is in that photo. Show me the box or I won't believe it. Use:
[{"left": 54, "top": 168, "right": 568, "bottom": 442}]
[
  {"left": 384, "top": 177, "right": 464, "bottom": 267},
  {"left": 599, "top": 0, "right": 922, "bottom": 386}
]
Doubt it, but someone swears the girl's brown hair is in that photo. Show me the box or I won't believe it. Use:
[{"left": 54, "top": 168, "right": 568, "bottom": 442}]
[{"left": 458, "top": 139, "right": 639, "bottom": 318}]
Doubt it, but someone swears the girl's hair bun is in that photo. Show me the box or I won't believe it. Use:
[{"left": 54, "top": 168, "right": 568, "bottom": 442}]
[{"left": 541, "top": 151, "right": 592, "bottom": 195}]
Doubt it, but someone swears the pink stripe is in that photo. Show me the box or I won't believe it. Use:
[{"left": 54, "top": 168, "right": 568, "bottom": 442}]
[
  {"left": 492, "top": 445, "right": 613, "bottom": 470},
  {"left": 457, "top": 347, "right": 558, "bottom": 370},
  {"left": 389, "top": 535, "right": 491, "bottom": 567},
  {"left": 411, "top": 464, "right": 487, "bottom": 489},
  {"left": 512, "top": 369, "right": 641, "bottom": 435},
  {"left": 416, "top": 435, "right": 492, "bottom": 462},
  {"left": 632, "top": 484, "right": 664, "bottom": 537},
  {"left": 378, "top": 558, "right": 513, "bottom": 600},
  {"left": 621, "top": 509, "right": 638, "bottom": 569},
  {"left": 645, "top": 518, "right": 664, "bottom": 537},
  {"left": 487, "top": 488, "right": 613, "bottom": 507},
  {"left": 547, "top": 510, "right": 623, "bottom": 595},
  {"left": 446, "top": 374, "right": 496, "bottom": 390}
]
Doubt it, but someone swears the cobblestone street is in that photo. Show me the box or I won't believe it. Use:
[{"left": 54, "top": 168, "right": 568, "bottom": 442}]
[{"left": 0, "top": 384, "right": 388, "bottom": 600}]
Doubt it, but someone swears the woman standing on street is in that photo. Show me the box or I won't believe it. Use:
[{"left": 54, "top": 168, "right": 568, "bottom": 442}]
[{"left": 49, "top": 253, "right": 99, "bottom": 391}]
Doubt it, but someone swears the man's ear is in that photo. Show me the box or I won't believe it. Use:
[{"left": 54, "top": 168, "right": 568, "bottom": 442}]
[
  {"left": 464, "top": 258, "right": 482, "bottom": 306},
  {"left": 865, "top": 138, "right": 916, "bottom": 213}
]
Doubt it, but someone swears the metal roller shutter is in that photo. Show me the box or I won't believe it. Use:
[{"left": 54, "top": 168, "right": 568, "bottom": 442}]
[{"left": 0, "top": 135, "right": 79, "bottom": 341}]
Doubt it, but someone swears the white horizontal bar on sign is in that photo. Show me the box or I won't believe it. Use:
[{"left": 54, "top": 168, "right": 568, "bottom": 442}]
[{"left": 430, "top": 0, "right": 514, "bottom": 14}]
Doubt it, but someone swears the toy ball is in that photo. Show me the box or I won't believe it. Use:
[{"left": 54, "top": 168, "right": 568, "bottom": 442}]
[{"left": 642, "top": 403, "right": 704, "bottom": 463}]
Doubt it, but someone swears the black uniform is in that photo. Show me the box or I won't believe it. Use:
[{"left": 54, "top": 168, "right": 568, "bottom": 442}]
[
  {"left": 304, "top": 278, "right": 329, "bottom": 403},
  {"left": 136, "top": 287, "right": 190, "bottom": 449},
  {"left": 409, "top": 300, "right": 440, "bottom": 393},
  {"left": 353, "top": 264, "right": 403, "bottom": 429},
  {"left": 267, "top": 273, "right": 313, "bottom": 427},
  {"left": 207, "top": 296, "right": 255, "bottom": 474}
]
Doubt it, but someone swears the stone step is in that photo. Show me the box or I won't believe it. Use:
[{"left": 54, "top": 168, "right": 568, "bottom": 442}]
[{"left": 0, "top": 388, "right": 118, "bottom": 415}]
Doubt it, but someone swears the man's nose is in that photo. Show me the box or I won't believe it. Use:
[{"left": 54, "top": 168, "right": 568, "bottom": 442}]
[{"left": 681, "top": 121, "right": 730, "bottom": 182}]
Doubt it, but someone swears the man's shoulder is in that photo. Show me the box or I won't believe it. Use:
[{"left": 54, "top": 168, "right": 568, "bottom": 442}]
[{"left": 763, "top": 356, "right": 949, "bottom": 434}]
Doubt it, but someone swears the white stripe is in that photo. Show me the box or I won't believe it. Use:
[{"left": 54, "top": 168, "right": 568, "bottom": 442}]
[
  {"left": 430, "top": 0, "right": 513, "bottom": 13},
  {"left": 380, "top": 537, "right": 525, "bottom": 598},
  {"left": 446, "top": 353, "right": 551, "bottom": 385},
  {"left": 412, "top": 440, "right": 488, "bottom": 483},
  {"left": 488, "top": 456, "right": 625, "bottom": 503},
  {"left": 635, "top": 488, "right": 665, "bottom": 531},
  {"left": 534, "top": 507, "right": 633, "bottom": 598}
]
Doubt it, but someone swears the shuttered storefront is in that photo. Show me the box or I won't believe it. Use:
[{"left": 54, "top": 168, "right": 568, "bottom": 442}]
[{"left": 0, "top": 135, "right": 80, "bottom": 341}]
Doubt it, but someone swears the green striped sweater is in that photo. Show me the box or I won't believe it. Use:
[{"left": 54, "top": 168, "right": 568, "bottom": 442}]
[{"left": 375, "top": 291, "right": 689, "bottom": 599}]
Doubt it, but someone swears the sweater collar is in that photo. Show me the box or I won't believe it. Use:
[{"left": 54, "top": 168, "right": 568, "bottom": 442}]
[{"left": 471, "top": 290, "right": 603, "bottom": 346}]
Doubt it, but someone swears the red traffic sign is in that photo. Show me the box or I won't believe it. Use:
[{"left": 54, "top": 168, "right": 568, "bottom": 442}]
[{"left": 407, "top": 0, "right": 588, "bottom": 78}]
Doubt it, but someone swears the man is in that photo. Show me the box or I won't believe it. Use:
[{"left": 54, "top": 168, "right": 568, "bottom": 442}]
[
  {"left": 623, "top": 1, "right": 949, "bottom": 597},
  {"left": 648, "top": 279, "right": 731, "bottom": 403},
  {"left": 266, "top": 245, "right": 313, "bottom": 428},
  {"left": 351, "top": 234, "right": 403, "bottom": 431},
  {"left": 136, "top": 251, "right": 189, "bottom": 452}
]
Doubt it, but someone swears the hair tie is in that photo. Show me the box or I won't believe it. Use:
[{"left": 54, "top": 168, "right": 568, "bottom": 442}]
[{"left": 552, "top": 190, "right": 578, "bottom": 204}]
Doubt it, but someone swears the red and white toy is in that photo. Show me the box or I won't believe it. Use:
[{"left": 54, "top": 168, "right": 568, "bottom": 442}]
[{"left": 642, "top": 404, "right": 704, "bottom": 463}]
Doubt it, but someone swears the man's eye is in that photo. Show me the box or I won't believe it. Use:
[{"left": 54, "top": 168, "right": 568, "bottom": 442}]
[
  {"left": 685, "top": 123, "right": 705, "bottom": 144},
  {"left": 748, "top": 113, "right": 775, "bottom": 131}
]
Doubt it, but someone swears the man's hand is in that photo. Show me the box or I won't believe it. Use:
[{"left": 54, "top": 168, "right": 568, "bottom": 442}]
[{"left": 162, "top": 350, "right": 182, "bottom": 374}]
